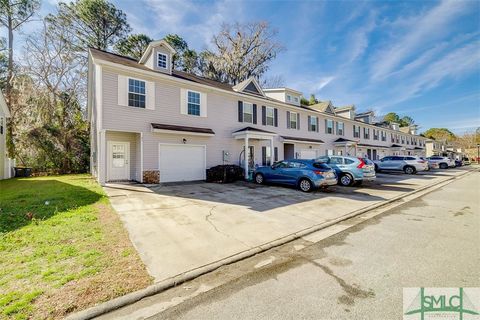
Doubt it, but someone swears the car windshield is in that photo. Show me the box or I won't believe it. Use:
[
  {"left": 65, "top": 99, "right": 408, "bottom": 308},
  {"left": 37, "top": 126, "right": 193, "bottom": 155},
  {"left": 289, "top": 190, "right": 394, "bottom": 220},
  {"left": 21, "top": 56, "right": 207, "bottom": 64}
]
[{"left": 316, "top": 156, "right": 329, "bottom": 163}]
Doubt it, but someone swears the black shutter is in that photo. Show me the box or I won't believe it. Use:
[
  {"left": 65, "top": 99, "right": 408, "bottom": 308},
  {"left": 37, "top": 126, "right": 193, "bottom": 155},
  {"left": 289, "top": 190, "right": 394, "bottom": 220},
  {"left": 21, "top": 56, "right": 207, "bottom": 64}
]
[
  {"left": 297, "top": 114, "right": 300, "bottom": 130},
  {"left": 335, "top": 122, "right": 338, "bottom": 135},
  {"left": 287, "top": 111, "right": 290, "bottom": 128},
  {"left": 274, "top": 108, "right": 278, "bottom": 127},
  {"left": 238, "top": 101, "right": 243, "bottom": 122},
  {"left": 253, "top": 104, "right": 257, "bottom": 124},
  {"left": 262, "top": 106, "right": 266, "bottom": 125},
  {"left": 325, "top": 119, "right": 328, "bottom": 133},
  {"left": 308, "top": 115, "right": 311, "bottom": 131},
  {"left": 274, "top": 147, "right": 278, "bottom": 161},
  {"left": 262, "top": 146, "right": 267, "bottom": 166},
  {"left": 316, "top": 117, "right": 319, "bottom": 132}
]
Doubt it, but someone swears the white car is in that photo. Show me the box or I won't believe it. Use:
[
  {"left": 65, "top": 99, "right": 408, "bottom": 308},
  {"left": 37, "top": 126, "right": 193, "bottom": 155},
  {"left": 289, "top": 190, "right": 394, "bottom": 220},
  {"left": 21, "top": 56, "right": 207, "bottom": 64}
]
[
  {"left": 374, "top": 156, "right": 429, "bottom": 174},
  {"left": 426, "top": 156, "right": 456, "bottom": 169}
]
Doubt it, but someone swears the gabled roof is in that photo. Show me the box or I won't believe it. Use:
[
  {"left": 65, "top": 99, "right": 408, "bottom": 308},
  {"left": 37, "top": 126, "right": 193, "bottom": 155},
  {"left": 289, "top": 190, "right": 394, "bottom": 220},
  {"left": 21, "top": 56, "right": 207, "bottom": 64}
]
[
  {"left": 309, "top": 101, "right": 335, "bottom": 114},
  {"left": 334, "top": 138, "right": 356, "bottom": 143},
  {"left": 139, "top": 40, "right": 177, "bottom": 64},
  {"left": 232, "top": 77, "right": 265, "bottom": 97},
  {"left": 335, "top": 104, "right": 355, "bottom": 112},
  {"left": 233, "top": 126, "right": 275, "bottom": 134},
  {"left": 0, "top": 91, "right": 10, "bottom": 117},
  {"left": 390, "top": 144, "right": 403, "bottom": 148}
]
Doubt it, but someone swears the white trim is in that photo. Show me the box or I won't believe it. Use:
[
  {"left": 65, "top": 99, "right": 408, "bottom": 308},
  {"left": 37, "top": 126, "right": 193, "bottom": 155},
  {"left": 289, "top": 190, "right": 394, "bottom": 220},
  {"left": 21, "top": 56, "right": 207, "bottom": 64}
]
[
  {"left": 289, "top": 111, "right": 298, "bottom": 129},
  {"left": 265, "top": 106, "right": 275, "bottom": 126},
  {"left": 138, "top": 40, "right": 177, "bottom": 64},
  {"left": 140, "top": 132, "right": 144, "bottom": 183},
  {"left": 242, "top": 101, "right": 254, "bottom": 123},
  {"left": 232, "top": 131, "right": 277, "bottom": 140},
  {"left": 233, "top": 77, "right": 265, "bottom": 96},
  {"left": 152, "top": 128, "right": 215, "bottom": 137}
]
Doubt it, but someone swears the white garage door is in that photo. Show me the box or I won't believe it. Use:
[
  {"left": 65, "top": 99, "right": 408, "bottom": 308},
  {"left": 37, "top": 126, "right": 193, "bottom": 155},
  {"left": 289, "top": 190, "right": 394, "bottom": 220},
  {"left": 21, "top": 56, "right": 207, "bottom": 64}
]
[
  {"left": 299, "top": 149, "right": 317, "bottom": 159},
  {"left": 159, "top": 144, "right": 206, "bottom": 183}
]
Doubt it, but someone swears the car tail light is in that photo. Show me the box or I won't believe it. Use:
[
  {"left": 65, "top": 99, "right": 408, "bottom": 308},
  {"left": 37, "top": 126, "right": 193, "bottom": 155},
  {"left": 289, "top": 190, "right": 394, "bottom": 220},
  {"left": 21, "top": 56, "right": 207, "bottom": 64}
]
[
  {"left": 313, "top": 170, "right": 324, "bottom": 175},
  {"left": 417, "top": 160, "right": 426, "bottom": 163},
  {"left": 357, "top": 158, "right": 365, "bottom": 169}
]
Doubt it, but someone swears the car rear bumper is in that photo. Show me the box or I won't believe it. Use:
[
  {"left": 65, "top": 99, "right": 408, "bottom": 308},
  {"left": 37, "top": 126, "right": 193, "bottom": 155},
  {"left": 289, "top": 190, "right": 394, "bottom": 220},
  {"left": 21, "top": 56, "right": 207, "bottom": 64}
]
[{"left": 316, "top": 177, "right": 338, "bottom": 187}]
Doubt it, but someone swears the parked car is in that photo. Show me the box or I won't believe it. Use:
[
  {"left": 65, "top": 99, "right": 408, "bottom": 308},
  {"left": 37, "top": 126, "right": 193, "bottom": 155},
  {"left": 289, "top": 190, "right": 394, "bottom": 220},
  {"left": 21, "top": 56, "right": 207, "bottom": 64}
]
[
  {"left": 254, "top": 159, "right": 337, "bottom": 192},
  {"left": 374, "top": 156, "right": 429, "bottom": 174},
  {"left": 420, "top": 157, "right": 437, "bottom": 170},
  {"left": 454, "top": 159, "right": 463, "bottom": 167},
  {"left": 316, "top": 156, "right": 376, "bottom": 186},
  {"left": 463, "top": 158, "right": 471, "bottom": 165},
  {"left": 426, "top": 156, "right": 456, "bottom": 169}
]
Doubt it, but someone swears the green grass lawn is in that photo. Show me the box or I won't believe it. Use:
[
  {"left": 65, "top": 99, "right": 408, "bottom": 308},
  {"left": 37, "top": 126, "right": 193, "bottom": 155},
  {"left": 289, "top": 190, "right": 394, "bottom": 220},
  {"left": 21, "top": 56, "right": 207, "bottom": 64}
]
[{"left": 0, "top": 175, "right": 152, "bottom": 319}]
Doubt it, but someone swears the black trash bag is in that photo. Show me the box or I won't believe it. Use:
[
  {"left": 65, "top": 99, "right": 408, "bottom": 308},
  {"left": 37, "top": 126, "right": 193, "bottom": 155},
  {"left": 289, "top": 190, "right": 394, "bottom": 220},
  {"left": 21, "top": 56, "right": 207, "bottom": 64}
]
[{"left": 206, "top": 165, "right": 244, "bottom": 183}]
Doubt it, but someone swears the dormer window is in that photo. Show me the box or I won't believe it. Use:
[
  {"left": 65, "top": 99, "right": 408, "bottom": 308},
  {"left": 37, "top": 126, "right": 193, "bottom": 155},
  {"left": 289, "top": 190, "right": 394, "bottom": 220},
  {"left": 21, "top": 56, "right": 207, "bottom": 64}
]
[{"left": 157, "top": 53, "right": 167, "bottom": 69}]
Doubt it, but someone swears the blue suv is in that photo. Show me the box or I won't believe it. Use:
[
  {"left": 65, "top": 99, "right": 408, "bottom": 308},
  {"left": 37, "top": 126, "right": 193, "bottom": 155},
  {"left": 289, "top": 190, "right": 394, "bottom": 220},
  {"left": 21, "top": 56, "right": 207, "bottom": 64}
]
[
  {"left": 317, "top": 156, "right": 376, "bottom": 186},
  {"left": 254, "top": 159, "right": 337, "bottom": 192}
]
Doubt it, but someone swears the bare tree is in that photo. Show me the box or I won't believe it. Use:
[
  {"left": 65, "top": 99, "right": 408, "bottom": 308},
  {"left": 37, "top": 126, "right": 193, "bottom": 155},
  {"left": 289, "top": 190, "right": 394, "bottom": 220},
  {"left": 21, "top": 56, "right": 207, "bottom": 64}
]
[
  {"left": 260, "top": 74, "right": 285, "bottom": 89},
  {"left": 201, "top": 21, "right": 284, "bottom": 85}
]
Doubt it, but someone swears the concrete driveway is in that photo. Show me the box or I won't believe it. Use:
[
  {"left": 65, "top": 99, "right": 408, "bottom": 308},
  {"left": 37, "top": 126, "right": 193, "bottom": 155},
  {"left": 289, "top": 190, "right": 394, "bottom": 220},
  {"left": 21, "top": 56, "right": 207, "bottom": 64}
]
[{"left": 103, "top": 168, "right": 472, "bottom": 282}]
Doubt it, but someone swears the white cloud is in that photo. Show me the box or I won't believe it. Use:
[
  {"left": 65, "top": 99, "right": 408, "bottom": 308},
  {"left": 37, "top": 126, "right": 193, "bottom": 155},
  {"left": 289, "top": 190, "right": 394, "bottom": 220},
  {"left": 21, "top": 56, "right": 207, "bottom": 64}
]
[{"left": 371, "top": 0, "right": 472, "bottom": 80}]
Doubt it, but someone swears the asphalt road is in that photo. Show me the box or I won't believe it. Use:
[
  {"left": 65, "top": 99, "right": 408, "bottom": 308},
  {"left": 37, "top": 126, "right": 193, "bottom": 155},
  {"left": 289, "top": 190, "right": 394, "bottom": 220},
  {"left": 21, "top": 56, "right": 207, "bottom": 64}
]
[{"left": 146, "top": 171, "right": 480, "bottom": 320}]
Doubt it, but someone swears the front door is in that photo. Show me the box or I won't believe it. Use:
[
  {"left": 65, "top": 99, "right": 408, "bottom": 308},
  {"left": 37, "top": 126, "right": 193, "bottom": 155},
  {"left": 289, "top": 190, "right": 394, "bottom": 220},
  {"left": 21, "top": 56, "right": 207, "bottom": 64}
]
[
  {"left": 372, "top": 149, "right": 377, "bottom": 160},
  {"left": 367, "top": 148, "right": 372, "bottom": 159},
  {"left": 108, "top": 142, "right": 130, "bottom": 181}
]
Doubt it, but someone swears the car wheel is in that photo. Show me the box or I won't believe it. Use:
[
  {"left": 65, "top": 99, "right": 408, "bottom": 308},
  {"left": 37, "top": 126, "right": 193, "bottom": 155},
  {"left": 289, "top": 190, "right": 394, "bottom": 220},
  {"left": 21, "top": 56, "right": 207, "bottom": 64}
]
[
  {"left": 339, "top": 173, "right": 354, "bottom": 186},
  {"left": 404, "top": 166, "right": 416, "bottom": 174},
  {"left": 254, "top": 173, "right": 264, "bottom": 184},
  {"left": 439, "top": 163, "right": 448, "bottom": 169},
  {"left": 298, "top": 178, "right": 313, "bottom": 192}
]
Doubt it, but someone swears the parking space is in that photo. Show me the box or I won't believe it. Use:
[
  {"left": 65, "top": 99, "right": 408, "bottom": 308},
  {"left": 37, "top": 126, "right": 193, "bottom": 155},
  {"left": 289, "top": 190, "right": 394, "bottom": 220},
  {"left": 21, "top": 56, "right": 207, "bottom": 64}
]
[{"left": 103, "top": 167, "right": 473, "bottom": 283}]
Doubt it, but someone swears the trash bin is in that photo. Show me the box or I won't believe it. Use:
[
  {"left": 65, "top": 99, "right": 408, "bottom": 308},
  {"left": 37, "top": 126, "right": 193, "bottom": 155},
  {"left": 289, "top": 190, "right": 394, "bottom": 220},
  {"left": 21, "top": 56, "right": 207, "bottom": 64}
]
[{"left": 14, "top": 167, "right": 32, "bottom": 177}]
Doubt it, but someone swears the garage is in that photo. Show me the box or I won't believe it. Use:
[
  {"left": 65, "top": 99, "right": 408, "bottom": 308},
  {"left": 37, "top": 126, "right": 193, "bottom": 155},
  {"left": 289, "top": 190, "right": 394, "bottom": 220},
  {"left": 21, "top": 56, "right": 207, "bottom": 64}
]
[
  {"left": 159, "top": 144, "right": 206, "bottom": 183},
  {"left": 299, "top": 149, "right": 318, "bottom": 159}
]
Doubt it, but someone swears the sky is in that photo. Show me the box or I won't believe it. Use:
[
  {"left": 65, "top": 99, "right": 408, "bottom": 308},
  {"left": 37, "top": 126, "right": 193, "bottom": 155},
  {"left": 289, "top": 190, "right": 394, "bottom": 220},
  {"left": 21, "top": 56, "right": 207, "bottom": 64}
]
[{"left": 6, "top": 0, "right": 480, "bottom": 134}]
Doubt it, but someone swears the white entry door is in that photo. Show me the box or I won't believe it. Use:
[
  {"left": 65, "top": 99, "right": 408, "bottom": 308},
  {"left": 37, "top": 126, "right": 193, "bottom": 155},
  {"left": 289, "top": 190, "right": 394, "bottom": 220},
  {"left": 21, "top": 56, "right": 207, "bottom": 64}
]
[
  {"left": 108, "top": 142, "right": 130, "bottom": 181},
  {"left": 159, "top": 144, "right": 206, "bottom": 183},
  {"left": 299, "top": 149, "right": 317, "bottom": 159}
]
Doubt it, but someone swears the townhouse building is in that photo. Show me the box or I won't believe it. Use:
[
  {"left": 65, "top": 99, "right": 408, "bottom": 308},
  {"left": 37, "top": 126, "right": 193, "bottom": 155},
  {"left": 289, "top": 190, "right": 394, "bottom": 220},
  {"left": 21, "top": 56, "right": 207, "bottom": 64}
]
[{"left": 88, "top": 40, "right": 427, "bottom": 184}]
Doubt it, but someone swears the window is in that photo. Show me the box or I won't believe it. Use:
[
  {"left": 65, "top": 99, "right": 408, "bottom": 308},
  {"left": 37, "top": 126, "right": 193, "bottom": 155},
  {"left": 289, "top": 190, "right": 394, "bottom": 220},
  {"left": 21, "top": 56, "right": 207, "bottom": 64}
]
[
  {"left": 381, "top": 131, "right": 387, "bottom": 141},
  {"left": 373, "top": 129, "right": 379, "bottom": 140},
  {"left": 294, "top": 97, "right": 299, "bottom": 103},
  {"left": 344, "top": 158, "right": 355, "bottom": 165},
  {"left": 353, "top": 125, "right": 361, "bottom": 138},
  {"left": 128, "top": 78, "right": 146, "bottom": 108},
  {"left": 157, "top": 53, "right": 167, "bottom": 69},
  {"left": 391, "top": 133, "right": 394, "bottom": 143},
  {"left": 187, "top": 91, "right": 201, "bottom": 116},
  {"left": 243, "top": 102, "right": 253, "bottom": 123},
  {"left": 309, "top": 116, "right": 318, "bottom": 131},
  {"left": 266, "top": 107, "right": 274, "bottom": 126},
  {"left": 262, "top": 146, "right": 272, "bottom": 166},
  {"left": 287, "top": 95, "right": 292, "bottom": 102},
  {"left": 326, "top": 119, "right": 334, "bottom": 134},
  {"left": 289, "top": 161, "right": 307, "bottom": 168},
  {"left": 364, "top": 127, "right": 370, "bottom": 139},
  {"left": 330, "top": 157, "right": 344, "bottom": 165},
  {"left": 289, "top": 112, "right": 298, "bottom": 129},
  {"left": 273, "top": 161, "right": 288, "bottom": 169},
  {"left": 336, "top": 122, "right": 344, "bottom": 135}
]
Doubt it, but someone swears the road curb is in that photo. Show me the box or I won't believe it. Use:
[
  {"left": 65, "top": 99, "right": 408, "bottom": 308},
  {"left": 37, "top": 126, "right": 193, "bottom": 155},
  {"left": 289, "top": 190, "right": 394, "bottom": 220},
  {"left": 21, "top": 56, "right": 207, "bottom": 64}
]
[{"left": 66, "top": 169, "right": 477, "bottom": 320}]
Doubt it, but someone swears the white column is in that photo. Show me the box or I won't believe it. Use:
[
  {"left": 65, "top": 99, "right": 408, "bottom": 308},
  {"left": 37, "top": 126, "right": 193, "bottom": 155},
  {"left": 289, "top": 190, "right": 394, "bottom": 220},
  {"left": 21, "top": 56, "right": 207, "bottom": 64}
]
[
  {"left": 99, "top": 129, "right": 106, "bottom": 185},
  {"left": 140, "top": 132, "right": 144, "bottom": 183},
  {"left": 270, "top": 138, "right": 274, "bottom": 165},
  {"left": 244, "top": 136, "right": 249, "bottom": 179}
]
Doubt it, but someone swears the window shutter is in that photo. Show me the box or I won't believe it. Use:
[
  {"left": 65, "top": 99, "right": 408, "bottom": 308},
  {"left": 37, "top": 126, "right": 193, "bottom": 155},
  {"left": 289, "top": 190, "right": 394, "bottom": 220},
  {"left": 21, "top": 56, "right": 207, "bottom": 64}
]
[
  {"left": 253, "top": 104, "right": 257, "bottom": 124},
  {"left": 325, "top": 119, "right": 328, "bottom": 133},
  {"left": 308, "top": 115, "right": 311, "bottom": 131},
  {"left": 118, "top": 75, "right": 128, "bottom": 106},
  {"left": 297, "top": 114, "right": 300, "bottom": 130},
  {"left": 274, "top": 108, "right": 278, "bottom": 127},
  {"left": 238, "top": 101, "right": 243, "bottom": 122},
  {"left": 335, "top": 122, "right": 338, "bottom": 135},
  {"left": 180, "top": 88, "right": 187, "bottom": 114},
  {"left": 262, "top": 106, "right": 266, "bottom": 125},
  {"left": 146, "top": 81, "right": 155, "bottom": 110},
  {"left": 316, "top": 117, "right": 319, "bottom": 132},
  {"left": 274, "top": 147, "right": 278, "bottom": 161},
  {"left": 262, "top": 146, "right": 267, "bottom": 166},
  {"left": 286, "top": 111, "right": 290, "bottom": 128},
  {"left": 200, "top": 92, "right": 207, "bottom": 117}
]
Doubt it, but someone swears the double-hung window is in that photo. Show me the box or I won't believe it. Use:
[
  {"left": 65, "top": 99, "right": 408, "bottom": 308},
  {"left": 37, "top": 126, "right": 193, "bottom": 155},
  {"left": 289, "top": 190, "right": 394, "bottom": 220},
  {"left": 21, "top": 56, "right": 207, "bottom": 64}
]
[
  {"left": 157, "top": 53, "right": 167, "bottom": 69},
  {"left": 187, "top": 91, "right": 201, "bottom": 116},
  {"left": 353, "top": 125, "right": 360, "bottom": 138},
  {"left": 373, "top": 129, "right": 379, "bottom": 140},
  {"left": 326, "top": 119, "right": 334, "bottom": 134},
  {"left": 290, "top": 112, "right": 298, "bottom": 129},
  {"left": 309, "top": 116, "right": 318, "bottom": 131},
  {"left": 243, "top": 102, "right": 253, "bottom": 123},
  {"left": 266, "top": 107, "right": 274, "bottom": 126},
  {"left": 336, "top": 122, "right": 344, "bottom": 135},
  {"left": 128, "top": 78, "right": 146, "bottom": 108},
  {"left": 364, "top": 127, "right": 370, "bottom": 139},
  {"left": 381, "top": 131, "right": 387, "bottom": 141}
]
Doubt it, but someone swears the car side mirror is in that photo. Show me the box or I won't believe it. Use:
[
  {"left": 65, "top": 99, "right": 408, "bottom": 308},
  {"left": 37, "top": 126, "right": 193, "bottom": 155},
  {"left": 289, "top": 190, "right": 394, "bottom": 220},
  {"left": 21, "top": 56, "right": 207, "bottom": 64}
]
[{"left": 271, "top": 165, "right": 276, "bottom": 170}]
